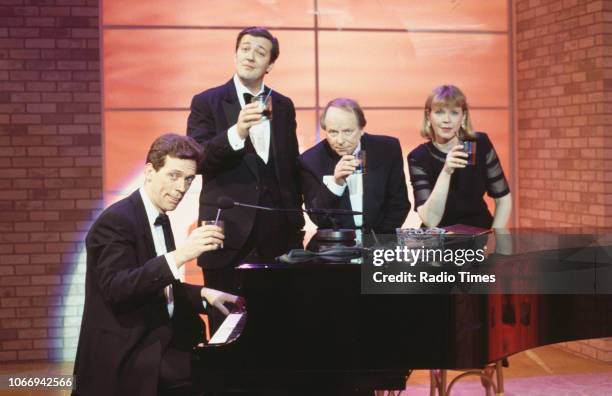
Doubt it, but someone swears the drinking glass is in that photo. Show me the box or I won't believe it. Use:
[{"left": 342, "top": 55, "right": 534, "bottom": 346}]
[{"left": 201, "top": 220, "right": 225, "bottom": 249}]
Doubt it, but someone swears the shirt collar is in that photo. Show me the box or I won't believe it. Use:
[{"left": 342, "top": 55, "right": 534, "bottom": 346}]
[
  {"left": 139, "top": 187, "right": 162, "bottom": 227},
  {"left": 233, "top": 74, "right": 265, "bottom": 108}
]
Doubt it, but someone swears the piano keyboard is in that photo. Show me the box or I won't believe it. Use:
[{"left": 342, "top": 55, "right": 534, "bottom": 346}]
[{"left": 208, "top": 311, "right": 246, "bottom": 345}]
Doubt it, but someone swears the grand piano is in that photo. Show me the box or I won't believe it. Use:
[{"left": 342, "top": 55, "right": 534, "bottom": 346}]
[{"left": 192, "top": 229, "right": 612, "bottom": 394}]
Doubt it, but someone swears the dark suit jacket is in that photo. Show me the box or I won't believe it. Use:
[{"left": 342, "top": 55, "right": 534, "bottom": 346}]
[
  {"left": 298, "top": 133, "right": 410, "bottom": 233},
  {"left": 72, "top": 191, "right": 207, "bottom": 396},
  {"left": 187, "top": 78, "right": 304, "bottom": 269}
]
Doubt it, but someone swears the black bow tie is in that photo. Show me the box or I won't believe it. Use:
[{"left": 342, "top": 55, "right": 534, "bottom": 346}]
[
  {"left": 243, "top": 92, "right": 254, "bottom": 104},
  {"left": 244, "top": 90, "right": 270, "bottom": 104},
  {"left": 154, "top": 213, "right": 170, "bottom": 227}
]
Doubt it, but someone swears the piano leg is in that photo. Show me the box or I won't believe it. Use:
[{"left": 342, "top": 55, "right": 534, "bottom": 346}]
[
  {"left": 429, "top": 369, "right": 436, "bottom": 396},
  {"left": 495, "top": 360, "right": 504, "bottom": 396},
  {"left": 429, "top": 371, "right": 435, "bottom": 396},
  {"left": 429, "top": 369, "right": 447, "bottom": 396}
]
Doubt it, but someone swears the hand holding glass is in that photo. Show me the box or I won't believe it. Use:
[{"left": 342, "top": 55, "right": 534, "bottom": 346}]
[
  {"left": 201, "top": 220, "right": 225, "bottom": 249},
  {"left": 354, "top": 150, "right": 366, "bottom": 174},
  {"left": 250, "top": 93, "right": 273, "bottom": 121},
  {"left": 460, "top": 140, "right": 476, "bottom": 166}
]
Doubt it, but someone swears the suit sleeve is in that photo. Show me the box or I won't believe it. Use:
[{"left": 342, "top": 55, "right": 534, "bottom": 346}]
[
  {"left": 187, "top": 93, "right": 246, "bottom": 174},
  {"left": 182, "top": 283, "right": 207, "bottom": 314},
  {"left": 288, "top": 99, "right": 303, "bottom": 209},
  {"left": 87, "top": 211, "right": 176, "bottom": 307},
  {"left": 374, "top": 140, "right": 411, "bottom": 232},
  {"left": 288, "top": 98, "right": 306, "bottom": 224},
  {"left": 298, "top": 156, "right": 344, "bottom": 228}
]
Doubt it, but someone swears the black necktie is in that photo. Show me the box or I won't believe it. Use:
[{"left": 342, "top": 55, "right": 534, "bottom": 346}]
[
  {"left": 154, "top": 213, "right": 175, "bottom": 252},
  {"left": 154, "top": 213, "right": 176, "bottom": 315},
  {"left": 243, "top": 92, "right": 254, "bottom": 104}
]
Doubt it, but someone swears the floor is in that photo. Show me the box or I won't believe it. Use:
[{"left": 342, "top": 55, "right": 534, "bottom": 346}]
[
  {"left": 0, "top": 344, "right": 610, "bottom": 395},
  {"left": 403, "top": 344, "right": 612, "bottom": 395}
]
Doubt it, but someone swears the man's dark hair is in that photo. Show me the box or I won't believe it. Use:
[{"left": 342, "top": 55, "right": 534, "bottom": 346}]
[
  {"left": 235, "top": 26, "right": 280, "bottom": 64},
  {"left": 145, "top": 133, "right": 202, "bottom": 170}
]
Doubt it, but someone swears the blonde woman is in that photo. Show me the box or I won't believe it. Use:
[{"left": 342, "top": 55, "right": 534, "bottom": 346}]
[{"left": 407, "top": 85, "right": 512, "bottom": 229}]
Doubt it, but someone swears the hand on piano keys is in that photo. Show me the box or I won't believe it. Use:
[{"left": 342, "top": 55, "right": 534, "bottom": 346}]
[{"left": 201, "top": 287, "right": 245, "bottom": 316}]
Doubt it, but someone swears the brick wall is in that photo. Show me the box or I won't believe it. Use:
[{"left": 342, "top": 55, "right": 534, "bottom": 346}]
[
  {"left": 515, "top": 0, "right": 611, "bottom": 361},
  {"left": 0, "top": 0, "right": 101, "bottom": 362},
  {"left": 515, "top": 0, "right": 611, "bottom": 228}
]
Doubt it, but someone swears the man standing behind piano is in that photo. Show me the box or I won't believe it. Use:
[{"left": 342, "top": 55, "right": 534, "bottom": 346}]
[
  {"left": 73, "top": 134, "right": 241, "bottom": 396},
  {"left": 299, "top": 98, "right": 410, "bottom": 239},
  {"left": 186, "top": 27, "right": 304, "bottom": 330}
]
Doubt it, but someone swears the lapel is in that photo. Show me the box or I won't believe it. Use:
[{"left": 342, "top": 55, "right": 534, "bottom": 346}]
[
  {"left": 221, "top": 79, "right": 240, "bottom": 127},
  {"left": 221, "top": 79, "right": 259, "bottom": 180},
  {"left": 268, "top": 87, "right": 282, "bottom": 181},
  {"left": 128, "top": 190, "right": 157, "bottom": 260},
  {"left": 361, "top": 134, "right": 380, "bottom": 230},
  {"left": 129, "top": 190, "right": 174, "bottom": 320}
]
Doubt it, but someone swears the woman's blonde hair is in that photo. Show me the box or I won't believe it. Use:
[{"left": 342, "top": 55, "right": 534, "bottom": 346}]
[{"left": 420, "top": 85, "right": 475, "bottom": 140}]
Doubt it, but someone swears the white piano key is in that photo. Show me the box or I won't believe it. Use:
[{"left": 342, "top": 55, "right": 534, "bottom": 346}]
[{"left": 208, "top": 312, "right": 244, "bottom": 344}]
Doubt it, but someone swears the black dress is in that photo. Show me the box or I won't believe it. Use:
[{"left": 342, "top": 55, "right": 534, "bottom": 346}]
[{"left": 407, "top": 132, "right": 510, "bottom": 229}]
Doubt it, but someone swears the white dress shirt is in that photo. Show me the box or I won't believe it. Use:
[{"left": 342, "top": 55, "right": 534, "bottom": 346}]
[
  {"left": 322, "top": 144, "right": 364, "bottom": 241},
  {"left": 226, "top": 74, "right": 271, "bottom": 163}
]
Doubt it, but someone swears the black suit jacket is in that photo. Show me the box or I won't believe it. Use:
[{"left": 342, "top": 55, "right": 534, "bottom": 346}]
[
  {"left": 298, "top": 133, "right": 410, "bottom": 233},
  {"left": 187, "top": 79, "right": 304, "bottom": 269},
  {"left": 72, "top": 191, "right": 207, "bottom": 396}
]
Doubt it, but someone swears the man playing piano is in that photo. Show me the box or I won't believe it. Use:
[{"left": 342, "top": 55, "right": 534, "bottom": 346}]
[{"left": 72, "top": 134, "right": 241, "bottom": 396}]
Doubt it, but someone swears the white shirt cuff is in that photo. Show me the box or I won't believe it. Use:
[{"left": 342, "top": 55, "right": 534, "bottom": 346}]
[
  {"left": 202, "top": 300, "right": 208, "bottom": 310},
  {"left": 323, "top": 175, "right": 347, "bottom": 197},
  {"left": 164, "top": 253, "right": 181, "bottom": 280},
  {"left": 227, "top": 124, "right": 246, "bottom": 151}
]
